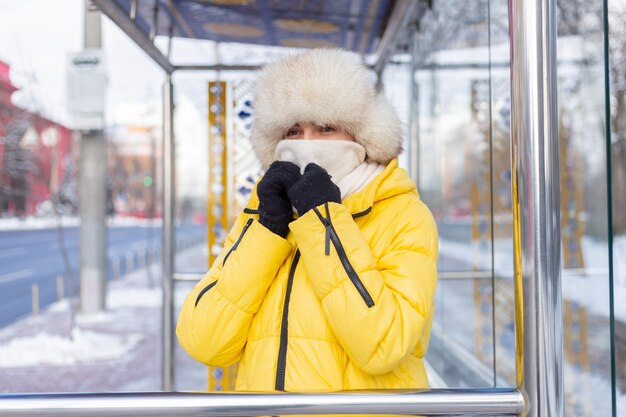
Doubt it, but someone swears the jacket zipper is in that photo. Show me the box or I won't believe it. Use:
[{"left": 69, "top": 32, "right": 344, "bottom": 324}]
[
  {"left": 222, "top": 218, "right": 254, "bottom": 266},
  {"left": 313, "top": 203, "right": 375, "bottom": 308},
  {"left": 275, "top": 249, "right": 300, "bottom": 391},
  {"left": 194, "top": 280, "right": 217, "bottom": 307}
]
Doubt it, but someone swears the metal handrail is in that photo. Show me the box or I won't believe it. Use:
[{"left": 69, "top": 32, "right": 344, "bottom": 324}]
[
  {"left": 174, "top": 268, "right": 607, "bottom": 283},
  {"left": 0, "top": 389, "right": 524, "bottom": 416}
]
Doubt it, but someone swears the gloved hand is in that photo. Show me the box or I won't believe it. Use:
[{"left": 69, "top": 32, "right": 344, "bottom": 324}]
[
  {"left": 288, "top": 163, "right": 341, "bottom": 216},
  {"left": 257, "top": 161, "right": 301, "bottom": 237}
]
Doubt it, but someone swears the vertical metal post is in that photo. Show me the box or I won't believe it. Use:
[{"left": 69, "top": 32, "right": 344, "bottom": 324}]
[
  {"left": 80, "top": 0, "right": 107, "bottom": 314},
  {"left": 162, "top": 75, "right": 175, "bottom": 391},
  {"left": 31, "top": 284, "right": 40, "bottom": 317},
  {"left": 409, "top": 30, "right": 420, "bottom": 185},
  {"left": 509, "top": 1, "right": 562, "bottom": 417},
  {"left": 56, "top": 274, "right": 65, "bottom": 301}
]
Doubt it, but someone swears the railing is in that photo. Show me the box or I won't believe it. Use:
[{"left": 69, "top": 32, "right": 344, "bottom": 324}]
[{"left": 0, "top": 389, "right": 524, "bottom": 416}]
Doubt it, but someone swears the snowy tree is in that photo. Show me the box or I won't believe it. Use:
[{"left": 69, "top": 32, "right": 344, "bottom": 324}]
[
  {"left": 0, "top": 109, "right": 37, "bottom": 216},
  {"left": 555, "top": 0, "right": 626, "bottom": 233},
  {"left": 608, "top": 1, "right": 626, "bottom": 233}
]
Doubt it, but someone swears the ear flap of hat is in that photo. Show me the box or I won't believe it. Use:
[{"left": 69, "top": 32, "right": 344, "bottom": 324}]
[
  {"left": 355, "top": 94, "right": 404, "bottom": 164},
  {"left": 250, "top": 127, "right": 280, "bottom": 169}
]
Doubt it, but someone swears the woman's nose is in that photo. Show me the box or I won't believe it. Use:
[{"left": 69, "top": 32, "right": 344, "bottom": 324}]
[{"left": 301, "top": 127, "right": 315, "bottom": 140}]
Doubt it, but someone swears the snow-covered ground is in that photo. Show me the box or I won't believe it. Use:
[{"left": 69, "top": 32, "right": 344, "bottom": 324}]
[
  {"left": 0, "top": 215, "right": 166, "bottom": 231},
  {"left": 439, "top": 233, "right": 626, "bottom": 322},
  {"left": 0, "top": 243, "right": 207, "bottom": 393},
  {"left": 0, "top": 325, "right": 143, "bottom": 368},
  {"left": 0, "top": 216, "right": 79, "bottom": 231}
]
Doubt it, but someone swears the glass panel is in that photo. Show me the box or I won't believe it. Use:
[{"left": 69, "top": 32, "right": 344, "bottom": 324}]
[
  {"left": 412, "top": 0, "right": 496, "bottom": 387},
  {"left": 172, "top": 71, "right": 265, "bottom": 389},
  {"left": 608, "top": 0, "right": 626, "bottom": 414},
  {"left": 556, "top": 1, "right": 614, "bottom": 416},
  {"left": 0, "top": 3, "right": 166, "bottom": 393},
  {"left": 412, "top": 4, "right": 618, "bottom": 414},
  {"left": 172, "top": 72, "right": 211, "bottom": 390},
  {"left": 489, "top": 0, "right": 516, "bottom": 389},
  {"left": 173, "top": 72, "right": 211, "bottom": 277}
]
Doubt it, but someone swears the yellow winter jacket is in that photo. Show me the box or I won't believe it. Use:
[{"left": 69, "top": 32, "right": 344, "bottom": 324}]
[{"left": 177, "top": 159, "right": 438, "bottom": 393}]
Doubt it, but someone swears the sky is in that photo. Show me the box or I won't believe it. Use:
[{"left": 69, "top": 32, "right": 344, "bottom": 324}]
[
  {"left": 0, "top": 0, "right": 213, "bottom": 199},
  {"left": 0, "top": 0, "right": 294, "bottom": 125},
  {"left": 0, "top": 0, "right": 164, "bottom": 125}
]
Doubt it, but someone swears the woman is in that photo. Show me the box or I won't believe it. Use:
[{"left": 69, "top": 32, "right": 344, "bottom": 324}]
[{"left": 177, "top": 49, "right": 438, "bottom": 393}]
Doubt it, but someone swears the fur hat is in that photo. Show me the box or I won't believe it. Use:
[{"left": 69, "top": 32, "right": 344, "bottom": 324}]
[{"left": 251, "top": 48, "right": 403, "bottom": 168}]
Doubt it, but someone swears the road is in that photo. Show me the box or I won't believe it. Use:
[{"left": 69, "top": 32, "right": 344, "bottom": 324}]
[{"left": 0, "top": 223, "right": 205, "bottom": 329}]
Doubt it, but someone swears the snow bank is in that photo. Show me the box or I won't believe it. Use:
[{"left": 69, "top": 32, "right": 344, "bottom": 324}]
[
  {"left": 0, "top": 216, "right": 79, "bottom": 231},
  {"left": 0, "top": 328, "right": 142, "bottom": 367},
  {"left": 0, "top": 215, "right": 163, "bottom": 231},
  {"left": 107, "top": 217, "right": 163, "bottom": 228},
  {"left": 107, "top": 287, "right": 162, "bottom": 309}
]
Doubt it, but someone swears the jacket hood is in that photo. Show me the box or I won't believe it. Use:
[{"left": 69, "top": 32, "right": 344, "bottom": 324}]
[{"left": 251, "top": 48, "right": 404, "bottom": 168}]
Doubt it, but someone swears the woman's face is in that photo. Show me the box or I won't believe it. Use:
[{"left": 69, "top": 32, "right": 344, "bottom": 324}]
[{"left": 284, "top": 122, "right": 355, "bottom": 141}]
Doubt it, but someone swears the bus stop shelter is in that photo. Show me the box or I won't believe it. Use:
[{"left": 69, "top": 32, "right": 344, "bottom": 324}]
[{"left": 0, "top": 1, "right": 565, "bottom": 416}]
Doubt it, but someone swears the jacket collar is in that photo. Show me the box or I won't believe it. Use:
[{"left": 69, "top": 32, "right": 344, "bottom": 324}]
[{"left": 245, "top": 159, "right": 417, "bottom": 218}]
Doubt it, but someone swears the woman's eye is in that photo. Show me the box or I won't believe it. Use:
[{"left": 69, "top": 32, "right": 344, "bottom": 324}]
[
  {"left": 286, "top": 130, "right": 299, "bottom": 136},
  {"left": 321, "top": 126, "right": 336, "bottom": 132}
]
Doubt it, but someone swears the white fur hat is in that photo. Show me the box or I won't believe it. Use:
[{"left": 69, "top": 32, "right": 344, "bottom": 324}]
[{"left": 251, "top": 48, "right": 403, "bottom": 168}]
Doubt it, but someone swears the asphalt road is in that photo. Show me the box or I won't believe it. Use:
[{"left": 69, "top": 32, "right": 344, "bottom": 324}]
[{"left": 0, "top": 223, "right": 205, "bottom": 329}]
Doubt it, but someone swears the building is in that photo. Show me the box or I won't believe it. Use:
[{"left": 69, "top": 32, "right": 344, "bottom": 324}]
[
  {"left": 0, "top": 60, "right": 75, "bottom": 216},
  {"left": 108, "top": 102, "right": 161, "bottom": 218}
]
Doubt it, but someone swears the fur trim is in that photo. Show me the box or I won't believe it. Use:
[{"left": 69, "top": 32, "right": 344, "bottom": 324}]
[{"left": 251, "top": 48, "right": 403, "bottom": 168}]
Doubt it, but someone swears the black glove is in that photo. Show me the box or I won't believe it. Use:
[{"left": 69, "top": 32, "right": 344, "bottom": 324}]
[
  {"left": 288, "top": 163, "right": 341, "bottom": 216},
  {"left": 257, "top": 161, "right": 301, "bottom": 237}
]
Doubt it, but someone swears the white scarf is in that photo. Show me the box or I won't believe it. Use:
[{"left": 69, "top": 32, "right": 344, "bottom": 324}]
[{"left": 275, "top": 140, "right": 384, "bottom": 200}]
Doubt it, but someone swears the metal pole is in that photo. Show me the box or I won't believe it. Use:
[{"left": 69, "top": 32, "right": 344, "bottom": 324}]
[
  {"left": 373, "top": 0, "right": 425, "bottom": 75},
  {"left": 162, "top": 75, "right": 175, "bottom": 391},
  {"left": 31, "top": 284, "right": 40, "bottom": 317},
  {"left": 91, "top": 0, "right": 175, "bottom": 73},
  {"left": 80, "top": 0, "right": 107, "bottom": 314},
  {"left": 126, "top": 252, "right": 134, "bottom": 274},
  {"left": 509, "top": 1, "right": 562, "bottom": 417},
  {"left": 0, "top": 389, "right": 525, "bottom": 416},
  {"left": 409, "top": 30, "right": 420, "bottom": 185},
  {"left": 113, "top": 257, "right": 121, "bottom": 280},
  {"left": 56, "top": 274, "right": 65, "bottom": 300}
]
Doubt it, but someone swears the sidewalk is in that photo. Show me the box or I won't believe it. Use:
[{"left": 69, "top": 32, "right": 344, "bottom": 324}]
[{"left": 0, "top": 244, "right": 207, "bottom": 393}]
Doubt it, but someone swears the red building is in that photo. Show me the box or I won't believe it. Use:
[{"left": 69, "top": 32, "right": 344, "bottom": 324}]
[{"left": 0, "top": 60, "right": 75, "bottom": 216}]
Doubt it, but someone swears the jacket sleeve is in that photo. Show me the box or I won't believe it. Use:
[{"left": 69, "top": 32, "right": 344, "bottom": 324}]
[
  {"left": 176, "top": 212, "right": 294, "bottom": 367},
  {"left": 289, "top": 197, "right": 438, "bottom": 376}
]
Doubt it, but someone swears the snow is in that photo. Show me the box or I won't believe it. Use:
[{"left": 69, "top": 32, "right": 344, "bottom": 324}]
[
  {"left": 0, "top": 216, "right": 79, "bottom": 231},
  {"left": 0, "top": 215, "right": 163, "bottom": 231},
  {"left": 107, "top": 217, "right": 164, "bottom": 228},
  {"left": 107, "top": 287, "right": 162, "bottom": 309},
  {"left": 0, "top": 329, "right": 142, "bottom": 367},
  {"left": 439, "top": 232, "right": 626, "bottom": 322},
  {"left": 0, "top": 243, "right": 208, "bottom": 393},
  {"left": 0, "top": 273, "right": 161, "bottom": 368}
]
